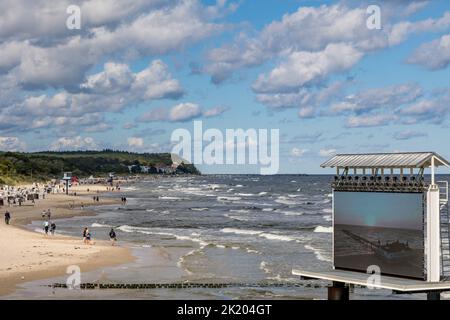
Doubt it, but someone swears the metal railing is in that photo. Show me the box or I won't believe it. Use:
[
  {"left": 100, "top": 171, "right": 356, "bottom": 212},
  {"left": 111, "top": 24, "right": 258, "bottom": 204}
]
[{"left": 437, "top": 181, "right": 449, "bottom": 203}]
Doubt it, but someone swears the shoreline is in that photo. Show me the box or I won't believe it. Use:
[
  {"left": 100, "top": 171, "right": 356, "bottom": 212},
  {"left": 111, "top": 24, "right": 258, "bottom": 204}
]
[{"left": 0, "top": 184, "right": 135, "bottom": 297}]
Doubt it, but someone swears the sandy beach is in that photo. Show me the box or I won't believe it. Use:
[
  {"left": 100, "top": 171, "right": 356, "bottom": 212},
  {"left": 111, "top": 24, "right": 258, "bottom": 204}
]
[{"left": 0, "top": 184, "right": 135, "bottom": 296}]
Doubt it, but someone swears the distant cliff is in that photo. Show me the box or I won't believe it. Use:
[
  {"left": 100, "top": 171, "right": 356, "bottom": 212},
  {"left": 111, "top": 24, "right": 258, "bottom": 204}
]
[{"left": 0, "top": 150, "right": 200, "bottom": 184}]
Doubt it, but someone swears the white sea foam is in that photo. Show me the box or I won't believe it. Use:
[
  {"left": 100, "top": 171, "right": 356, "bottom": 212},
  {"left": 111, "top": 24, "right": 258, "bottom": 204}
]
[
  {"left": 222, "top": 228, "right": 299, "bottom": 242},
  {"left": 158, "top": 196, "right": 183, "bottom": 200},
  {"left": 123, "top": 186, "right": 139, "bottom": 191},
  {"left": 116, "top": 225, "right": 134, "bottom": 232},
  {"left": 185, "top": 187, "right": 202, "bottom": 191},
  {"left": 177, "top": 255, "right": 194, "bottom": 275},
  {"left": 236, "top": 193, "right": 255, "bottom": 197},
  {"left": 260, "top": 261, "right": 271, "bottom": 274},
  {"left": 267, "top": 275, "right": 299, "bottom": 282},
  {"left": 229, "top": 209, "right": 249, "bottom": 213},
  {"left": 217, "top": 196, "right": 241, "bottom": 201},
  {"left": 305, "top": 244, "right": 332, "bottom": 262},
  {"left": 279, "top": 210, "right": 304, "bottom": 216},
  {"left": 314, "top": 226, "right": 332, "bottom": 233},
  {"left": 258, "top": 192, "right": 268, "bottom": 196},
  {"left": 91, "top": 223, "right": 112, "bottom": 228},
  {"left": 117, "top": 225, "right": 211, "bottom": 250},
  {"left": 262, "top": 208, "right": 275, "bottom": 212},
  {"left": 323, "top": 215, "right": 332, "bottom": 222},
  {"left": 117, "top": 225, "right": 175, "bottom": 237},
  {"left": 225, "top": 214, "right": 250, "bottom": 222},
  {"left": 322, "top": 208, "right": 332, "bottom": 213},
  {"left": 221, "top": 228, "right": 262, "bottom": 235},
  {"left": 174, "top": 235, "right": 209, "bottom": 248},
  {"left": 259, "top": 233, "right": 296, "bottom": 242},
  {"left": 190, "top": 207, "right": 209, "bottom": 211},
  {"left": 274, "top": 196, "right": 297, "bottom": 205}
]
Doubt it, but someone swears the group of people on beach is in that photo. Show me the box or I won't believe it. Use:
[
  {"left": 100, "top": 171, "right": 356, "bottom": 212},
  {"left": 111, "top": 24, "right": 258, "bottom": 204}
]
[
  {"left": 106, "top": 185, "right": 121, "bottom": 191},
  {"left": 82, "top": 227, "right": 117, "bottom": 246},
  {"left": 2, "top": 182, "right": 126, "bottom": 248},
  {"left": 42, "top": 208, "right": 51, "bottom": 219},
  {"left": 82, "top": 227, "right": 93, "bottom": 244},
  {"left": 1, "top": 183, "right": 51, "bottom": 208},
  {"left": 43, "top": 220, "right": 57, "bottom": 236},
  {"left": 41, "top": 208, "right": 57, "bottom": 236}
]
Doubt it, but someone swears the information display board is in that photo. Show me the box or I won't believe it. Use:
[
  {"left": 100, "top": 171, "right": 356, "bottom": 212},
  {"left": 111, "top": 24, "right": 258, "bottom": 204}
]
[{"left": 334, "top": 191, "right": 424, "bottom": 279}]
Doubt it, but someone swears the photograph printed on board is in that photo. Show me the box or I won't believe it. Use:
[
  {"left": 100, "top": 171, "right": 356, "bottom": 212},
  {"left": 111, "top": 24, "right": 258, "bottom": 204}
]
[{"left": 334, "top": 191, "right": 424, "bottom": 279}]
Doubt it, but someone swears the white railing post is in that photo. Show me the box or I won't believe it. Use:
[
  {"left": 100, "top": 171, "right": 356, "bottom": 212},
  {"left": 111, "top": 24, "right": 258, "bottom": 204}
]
[
  {"left": 431, "top": 157, "right": 435, "bottom": 186},
  {"left": 427, "top": 183, "right": 441, "bottom": 282}
]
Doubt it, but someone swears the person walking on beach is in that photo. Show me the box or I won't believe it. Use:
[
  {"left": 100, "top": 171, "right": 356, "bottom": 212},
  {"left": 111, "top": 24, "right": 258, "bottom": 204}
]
[
  {"left": 4, "top": 211, "right": 11, "bottom": 225},
  {"left": 83, "top": 227, "right": 93, "bottom": 245},
  {"left": 50, "top": 222, "right": 56, "bottom": 236},
  {"left": 109, "top": 228, "right": 117, "bottom": 246},
  {"left": 83, "top": 227, "right": 88, "bottom": 244},
  {"left": 86, "top": 229, "right": 93, "bottom": 245},
  {"left": 43, "top": 220, "right": 49, "bottom": 235}
]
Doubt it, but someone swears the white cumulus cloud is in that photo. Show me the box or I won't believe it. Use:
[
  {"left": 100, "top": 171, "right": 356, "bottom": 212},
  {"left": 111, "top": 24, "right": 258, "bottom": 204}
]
[
  {"left": 127, "top": 137, "right": 144, "bottom": 147},
  {"left": 0, "top": 136, "right": 26, "bottom": 151},
  {"left": 252, "top": 43, "right": 363, "bottom": 94},
  {"left": 407, "top": 34, "right": 450, "bottom": 70},
  {"left": 50, "top": 136, "right": 98, "bottom": 151}
]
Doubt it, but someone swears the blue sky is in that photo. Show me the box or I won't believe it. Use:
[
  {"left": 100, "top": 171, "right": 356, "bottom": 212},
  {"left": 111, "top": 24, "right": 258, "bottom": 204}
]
[{"left": 1, "top": 0, "right": 450, "bottom": 174}]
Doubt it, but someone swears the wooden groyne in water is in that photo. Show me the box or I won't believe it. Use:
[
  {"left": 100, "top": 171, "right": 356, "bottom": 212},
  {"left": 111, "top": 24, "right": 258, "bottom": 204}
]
[{"left": 49, "top": 282, "right": 327, "bottom": 290}]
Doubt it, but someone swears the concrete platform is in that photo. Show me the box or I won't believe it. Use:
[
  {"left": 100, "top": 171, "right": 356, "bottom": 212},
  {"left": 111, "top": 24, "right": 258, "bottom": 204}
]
[{"left": 292, "top": 268, "right": 450, "bottom": 293}]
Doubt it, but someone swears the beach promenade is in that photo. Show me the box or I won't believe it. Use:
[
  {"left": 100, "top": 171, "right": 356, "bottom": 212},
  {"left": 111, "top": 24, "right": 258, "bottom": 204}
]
[{"left": 0, "top": 184, "right": 134, "bottom": 296}]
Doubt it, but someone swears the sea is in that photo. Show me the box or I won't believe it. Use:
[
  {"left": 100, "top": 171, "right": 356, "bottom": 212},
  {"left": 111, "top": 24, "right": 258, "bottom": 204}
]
[{"left": 8, "top": 174, "right": 450, "bottom": 300}]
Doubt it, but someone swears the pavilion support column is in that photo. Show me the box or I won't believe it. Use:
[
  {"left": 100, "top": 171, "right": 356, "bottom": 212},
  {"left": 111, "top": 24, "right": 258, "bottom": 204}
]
[
  {"left": 427, "top": 291, "right": 441, "bottom": 300},
  {"left": 328, "top": 282, "right": 349, "bottom": 300},
  {"left": 427, "top": 183, "right": 440, "bottom": 282}
]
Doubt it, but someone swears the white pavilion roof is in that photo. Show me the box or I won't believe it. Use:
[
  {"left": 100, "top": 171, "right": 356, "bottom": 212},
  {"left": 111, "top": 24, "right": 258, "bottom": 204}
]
[{"left": 321, "top": 152, "right": 450, "bottom": 168}]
